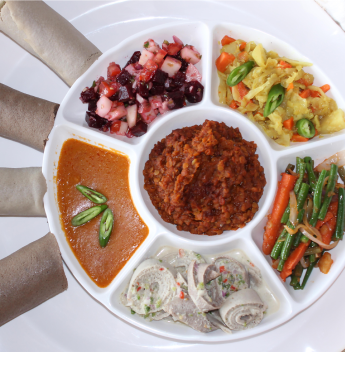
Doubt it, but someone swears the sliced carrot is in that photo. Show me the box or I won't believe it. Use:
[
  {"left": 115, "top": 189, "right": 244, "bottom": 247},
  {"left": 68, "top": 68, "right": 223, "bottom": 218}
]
[
  {"left": 320, "top": 201, "right": 338, "bottom": 245},
  {"left": 283, "top": 117, "right": 294, "bottom": 130},
  {"left": 299, "top": 89, "right": 311, "bottom": 98},
  {"left": 229, "top": 100, "right": 238, "bottom": 109},
  {"left": 278, "top": 60, "right": 292, "bottom": 69},
  {"left": 315, "top": 128, "right": 319, "bottom": 136},
  {"left": 255, "top": 111, "right": 263, "bottom": 116},
  {"left": 215, "top": 52, "right": 236, "bottom": 73},
  {"left": 291, "top": 134, "right": 309, "bottom": 142},
  {"left": 221, "top": 35, "right": 236, "bottom": 46},
  {"left": 310, "top": 90, "right": 321, "bottom": 98},
  {"left": 237, "top": 81, "right": 249, "bottom": 99},
  {"left": 320, "top": 84, "right": 331, "bottom": 93},
  {"left": 280, "top": 241, "right": 311, "bottom": 281},
  {"left": 237, "top": 51, "right": 249, "bottom": 62},
  {"left": 286, "top": 83, "right": 294, "bottom": 92},
  {"left": 262, "top": 173, "right": 298, "bottom": 255},
  {"left": 296, "top": 78, "right": 313, "bottom": 87},
  {"left": 239, "top": 41, "right": 246, "bottom": 51}
]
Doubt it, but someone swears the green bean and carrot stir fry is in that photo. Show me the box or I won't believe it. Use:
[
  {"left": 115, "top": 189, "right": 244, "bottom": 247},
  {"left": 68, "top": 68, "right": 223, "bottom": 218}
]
[{"left": 263, "top": 153, "right": 345, "bottom": 290}]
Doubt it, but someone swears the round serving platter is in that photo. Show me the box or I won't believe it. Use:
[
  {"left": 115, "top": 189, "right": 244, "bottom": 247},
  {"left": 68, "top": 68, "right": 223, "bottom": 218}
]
[{"left": 42, "top": 19, "right": 345, "bottom": 343}]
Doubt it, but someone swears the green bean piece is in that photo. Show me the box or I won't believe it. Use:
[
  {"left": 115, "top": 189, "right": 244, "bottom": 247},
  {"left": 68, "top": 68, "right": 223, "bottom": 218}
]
[
  {"left": 277, "top": 258, "right": 285, "bottom": 272},
  {"left": 303, "top": 246, "right": 322, "bottom": 256},
  {"left": 318, "top": 164, "right": 338, "bottom": 220},
  {"left": 281, "top": 204, "right": 290, "bottom": 224},
  {"left": 264, "top": 84, "right": 285, "bottom": 117},
  {"left": 226, "top": 61, "right": 255, "bottom": 87},
  {"left": 99, "top": 208, "right": 114, "bottom": 248},
  {"left": 71, "top": 205, "right": 108, "bottom": 227},
  {"left": 285, "top": 163, "right": 295, "bottom": 174},
  {"left": 297, "top": 183, "right": 310, "bottom": 210},
  {"left": 76, "top": 185, "right": 107, "bottom": 204},
  {"left": 305, "top": 161, "right": 317, "bottom": 191},
  {"left": 271, "top": 229, "right": 287, "bottom": 259},
  {"left": 335, "top": 187, "right": 345, "bottom": 240},
  {"left": 281, "top": 209, "right": 305, "bottom": 260},
  {"left": 309, "top": 253, "right": 316, "bottom": 263},
  {"left": 290, "top": 276, "right": 298, "bottom": 286},
  {"left": 294, "top": 283, "right": 302, "bottom": 290},
  {"left": 308, "top": 169, "right": 328, "bottom": 226},
  {"left": 296, "top": 157, "right": 302, "bottom": 167},
  {"left": 292, "top": 231, "right": 303, "bottom": 248},
  {"left": 339, "top": 166, "right": 345, "bottom": 183},
  {"left": 294, "top": 162, "right": 306, "bottom": 194},
  {"left": 301, "top": 261, "right": 317, "bottom": 289}
]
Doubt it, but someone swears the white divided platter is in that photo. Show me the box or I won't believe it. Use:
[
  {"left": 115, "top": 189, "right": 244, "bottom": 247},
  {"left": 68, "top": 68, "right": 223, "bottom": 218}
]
[{"left": 42, "top": 20, "right": 345, "bottom": 343}]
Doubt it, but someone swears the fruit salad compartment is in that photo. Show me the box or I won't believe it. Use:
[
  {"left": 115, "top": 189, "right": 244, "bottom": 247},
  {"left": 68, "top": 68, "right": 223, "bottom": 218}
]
[{"left": 42, "top": 21, "right": 345, "bottom": 343}]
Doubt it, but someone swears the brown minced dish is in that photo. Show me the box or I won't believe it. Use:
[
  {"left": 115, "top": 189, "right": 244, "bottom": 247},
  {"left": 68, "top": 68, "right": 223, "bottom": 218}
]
[{"left": 143, "top": 120, "right": 266, "bottom": 235}]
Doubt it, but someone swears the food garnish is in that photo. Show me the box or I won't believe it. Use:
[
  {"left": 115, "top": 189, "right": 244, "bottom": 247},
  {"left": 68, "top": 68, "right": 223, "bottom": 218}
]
[
  {"left": 99, "top": 208, "right": 114, "bottom": 248},
  {"left": 71, "top": 205, "right": 107, "bottom": 227},
  {"left": 263, "top": 152, "right": 345, "bottom": 289},
  {"left": 76, "top": 184, "right": 107, "bottom": 204}
]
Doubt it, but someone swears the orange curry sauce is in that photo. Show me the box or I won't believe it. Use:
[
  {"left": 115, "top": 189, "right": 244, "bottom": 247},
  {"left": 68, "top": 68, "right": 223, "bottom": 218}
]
[{"left": 56, "top": 138, "right": 148, "bottom": 287}]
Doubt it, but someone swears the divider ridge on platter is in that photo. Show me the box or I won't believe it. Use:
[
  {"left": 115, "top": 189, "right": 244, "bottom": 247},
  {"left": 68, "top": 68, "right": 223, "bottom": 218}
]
[{"left": 44, "top": 20, "right": 345, "bottom": 342}]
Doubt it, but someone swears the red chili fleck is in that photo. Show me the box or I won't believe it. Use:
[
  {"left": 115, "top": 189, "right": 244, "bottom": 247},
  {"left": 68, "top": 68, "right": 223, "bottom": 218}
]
[
  {"left": 219, "top": 266, "right": 225, "bottom": 273},
  {"left": 137, "top": 287, "right": 141, "bottom": 292},
  {"left": 159, "top": 268, "right": 164, "bottom": 271},
  {"left": 223, "top": 279, "right": 228, "bottom": 283},
  {"left": 250, "top": 262, "right": 255, "bottom": 267},
  {"left": 230, "top": 285, "right": 237, "bottom": 290},
  {"left": 179, "top": 291, "right": 185, "bottom": 299},
  {"left": 176, "top": 282, "right": 180, "bottom": 286}
]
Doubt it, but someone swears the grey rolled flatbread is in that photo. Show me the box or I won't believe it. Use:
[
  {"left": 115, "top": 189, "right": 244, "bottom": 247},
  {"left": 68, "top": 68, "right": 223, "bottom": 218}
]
[
  {"left": 0, "top": 232, "right": 68, "bottom": 327},
  {"left": 0, "top": 167, "right": 46, "bottom": 217},
  {"left": 0, "top": 1, "right": 102, "bottom": 86},
  {"left": 219, "top": 289, "right": 267, "bottom": 331},
  {"left": 0, "top": 83, "right": 59, "bottom": 152}
]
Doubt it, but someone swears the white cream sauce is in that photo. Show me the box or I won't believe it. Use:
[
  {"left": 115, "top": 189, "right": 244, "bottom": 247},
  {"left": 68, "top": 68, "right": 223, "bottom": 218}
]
[{"left": 154, "top": 246, "right": 280, "bottom": 316}]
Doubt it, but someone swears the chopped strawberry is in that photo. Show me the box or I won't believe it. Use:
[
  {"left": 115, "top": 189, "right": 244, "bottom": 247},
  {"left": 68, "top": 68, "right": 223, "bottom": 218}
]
[
  {"left": 109, "top": 120, "right": 122, "bottom": 134},
  {"left": 107, "top": 62, "right": 121, "bottom": 79},
  {"left": 153, "top": 49, "right": 167, "bottom": 67},
  {"left": 166, "top": 42, "right": 182, "bottom": 55},
  {"left": 98, "top": 81, "right": 116, "bottom": 98}
]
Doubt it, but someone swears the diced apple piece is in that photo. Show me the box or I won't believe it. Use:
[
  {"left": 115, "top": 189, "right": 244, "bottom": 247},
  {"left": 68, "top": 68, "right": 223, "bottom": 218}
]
[
  {"left": 180, "top": 45, "right": 201, "bottom": 65},
  {"left": 138, "top": 49, "right": 154, "bottom": 65},
  {"left": 139, "top": 102, "right": 157, "bottom": 124},
  {"left": 125, "top": 63, "right": 141, "bottom": 76},
  {"left": 126, "top": 104, "right": 138, "bottom": 128},
  {"left": 144, "top": 39, "right": 161, "bottom": 54},
  {"left": 105, "top": 104, "right": 127, "bottom": 121},
  {"left": 173, "top": 35, "right": 184, "bottom": 45},
  {"left": 160, "top": 56, "right": 182, "bottom": 77},
  {"left": 96, "top": 95, "right": 112, "bottom": 117},
  {"left": 118, "top": 122, "right": 128, "bottom": 136},
  {"left": 185, "top": 64, "right": 202, "bottom": 82},
  {"left": 149, "top": 95, "right": 163, "bottom": 109},
  {"left": 158, "top": 100, "right": 169, "bottom": 115}
]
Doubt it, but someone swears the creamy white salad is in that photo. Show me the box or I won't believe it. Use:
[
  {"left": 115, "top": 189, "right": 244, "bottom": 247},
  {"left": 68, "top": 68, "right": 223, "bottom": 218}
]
[{"left": 121, "top": 247, "right": 279, "bottom": 334}]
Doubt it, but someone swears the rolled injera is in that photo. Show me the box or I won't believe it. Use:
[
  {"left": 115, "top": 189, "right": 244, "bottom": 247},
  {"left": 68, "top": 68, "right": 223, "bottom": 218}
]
[
  {"left": 0, "top": 167, "right": 46, "bottom": 216},
  {"left": 0, "top": 1, "right": 102, "bottom": 86},
  {"left": 0, "top": 232, "right": 68, "bottom": 327},
  {"left": 0, "top": 83, "right": 59, "bottom": 151}
]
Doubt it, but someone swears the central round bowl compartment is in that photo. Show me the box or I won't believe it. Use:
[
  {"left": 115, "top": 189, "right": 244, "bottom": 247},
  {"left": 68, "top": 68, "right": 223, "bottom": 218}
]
[{"left": 138, "top": 105, "right": 276, "bottom": 245}]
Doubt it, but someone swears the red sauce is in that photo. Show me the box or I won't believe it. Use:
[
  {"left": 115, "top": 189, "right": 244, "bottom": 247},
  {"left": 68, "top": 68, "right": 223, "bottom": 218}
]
[{"left": 57, "top": 139, "right": 148, "bottom": 287}]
